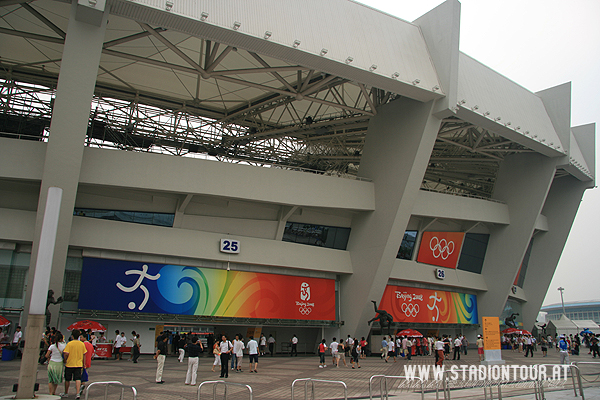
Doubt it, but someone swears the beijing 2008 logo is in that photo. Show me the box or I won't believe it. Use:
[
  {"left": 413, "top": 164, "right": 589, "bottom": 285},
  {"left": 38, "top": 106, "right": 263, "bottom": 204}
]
[
  {"left": 297, "top": 282, "right": 314, "bottom": 315},
  {"left": 429, "top": 236, "right": 455, "bottom": 260}
]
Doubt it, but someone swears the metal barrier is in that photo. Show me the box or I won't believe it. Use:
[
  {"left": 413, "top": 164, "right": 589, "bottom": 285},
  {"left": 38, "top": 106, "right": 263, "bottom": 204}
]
[
  {"left": 536, "top": 363, "right": 584, "bottom": 400},
  {"left": 197, "top": 380, "right": 253, "bottom": 400},
  {"left": 369, "top": 374, "right": 425, "bottom": 400},
  {"left": 574, "top": 361, "right": 600, "bottom": 384},
  {"left": 291, "top": 378, "right": 347, "bottom": 400},
  {"left": 433, "top": 364, "right": 583, "bottom": 400},
  {"left": 83, "top": 381, "right": 137, "bottom": 400}
]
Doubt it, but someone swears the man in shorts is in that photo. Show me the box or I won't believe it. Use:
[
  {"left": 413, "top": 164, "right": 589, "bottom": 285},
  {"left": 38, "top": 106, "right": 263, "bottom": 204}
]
[
  {"left": 61, "top": 329, "right": 87, "bottom": 399},
  {"left": 247, "top": 335, "right": 259, "bottom": 372},
  {"left": 330, "top": 338, "right": 339, "bottom": 367}
]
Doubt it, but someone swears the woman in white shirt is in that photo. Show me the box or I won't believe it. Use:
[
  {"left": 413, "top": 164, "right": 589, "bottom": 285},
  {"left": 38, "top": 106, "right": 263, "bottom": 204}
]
[{"left": 45, "top": 332, "right": 66, "bottom": 396}]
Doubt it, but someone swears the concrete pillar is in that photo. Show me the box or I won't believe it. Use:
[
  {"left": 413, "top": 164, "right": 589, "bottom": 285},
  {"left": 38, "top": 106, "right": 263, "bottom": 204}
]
[
  {"left": 477, "top": 153, "right": 558, "bottom": 321},
  {"left": 520, "top": 176, "right": 593, "bottom": 329},
  {"left": 21, "top": 0, "right": 109, "bottom": 329},
  {"left": 337, "top": 97, "right": 442, "bottom": 339}
]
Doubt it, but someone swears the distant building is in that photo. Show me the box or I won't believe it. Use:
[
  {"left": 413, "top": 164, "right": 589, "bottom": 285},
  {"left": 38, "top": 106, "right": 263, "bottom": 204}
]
[{"left": 542, "top": 301, "right": 600, "bottom": 325}]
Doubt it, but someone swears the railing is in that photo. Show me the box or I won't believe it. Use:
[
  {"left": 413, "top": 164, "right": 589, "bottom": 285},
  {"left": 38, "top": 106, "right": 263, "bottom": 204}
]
[
  {"left": 83, "top": 381, "right": 137, "bottom": 400},
  {"left": 436, "top": 364, "right": 584, "bottom": 400},
  {"left": 369, "top": 374, "right": 424, "bottom": 400},
  {"left": 291, "top": 378, "right": 347, "bottom": 400},
  {"left": 573, "top": 361, "right": 600, "bottom": 384},
  {"left": 197, "top": 380, "right": 253, "bottom": 400}
]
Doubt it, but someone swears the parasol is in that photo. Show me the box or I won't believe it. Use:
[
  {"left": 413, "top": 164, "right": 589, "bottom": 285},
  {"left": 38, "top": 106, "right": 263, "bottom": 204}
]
[
  {"left": 67, "top": 320, "right": 107, "bottom": 332},
  {"left": 396, "top": 328, "right": 423, "bottom": 338},
  {"left": 0, "top": 315, "right": 11, "bottom": 327}
]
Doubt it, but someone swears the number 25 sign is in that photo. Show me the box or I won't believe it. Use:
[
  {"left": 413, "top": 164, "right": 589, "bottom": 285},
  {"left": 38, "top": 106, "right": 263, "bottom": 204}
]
[{"left": 220, "top": 239, "right": 240, "bottom": 254}]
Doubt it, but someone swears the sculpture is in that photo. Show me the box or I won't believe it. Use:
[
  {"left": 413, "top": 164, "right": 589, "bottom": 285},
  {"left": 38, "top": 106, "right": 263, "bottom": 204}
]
[
  {"left": 45, "top": 290, "right": 63, "bottom": 326},
  {"left": 367, "top": 300, "right": 394, "bottom": 336},
  {"left": 504, "top": 313, "right": 519, "bottom": 328}
]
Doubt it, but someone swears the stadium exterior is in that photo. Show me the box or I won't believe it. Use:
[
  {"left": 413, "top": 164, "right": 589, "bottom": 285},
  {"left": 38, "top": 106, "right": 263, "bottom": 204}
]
[
  {"left": 542, "top": 301, "right": 600, "bottom": 326},
  {"left": 0, "top": 0, "right": 595, "bottom": 352}
]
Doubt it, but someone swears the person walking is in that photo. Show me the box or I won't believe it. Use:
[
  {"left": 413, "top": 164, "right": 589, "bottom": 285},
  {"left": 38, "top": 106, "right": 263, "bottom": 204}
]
[
  {"left": 247, "top": 335, "right": 259, "bottom": 373},
  {"left": 452, "top": 335, "right": 461, "bottom": 360},
  {"left": 154, "top": 334, "right": 168, "bottom": 384},
  {"left": 435, "top": 336, "right": 444, "bottom": 366},
  {"left": 461, "top": 335, "right": 468, "bottom": 355},
  {"left": 524, "top": 335, "right": 533, "bottom": 357},
  {"left": 114, "top": 331, "right": 127, "bottom": 360},
  {"left": 381, "top": 336, "right": 388, "bottom": 362},
  {"left": 476, "top": 335, "right": 484, "bottom": 362},
  {"left": 233, "top": 334, "right": 245, "bottom": 372},
  {"left": 79, "top": 334, "right": 94, "bottom": 397},
  {"left": 132, "top": 334, "right": 141, "bottom": 363},
  {"left": 290, "top": 334, "right": 298, "bottom": 356},
  {"left": 45, "top": 332, "right": 66, "bottom": 396},
  {"left": 219, "top": 335, "right": 233, "bottom": 378},
  {"left": 330, "top": 338, "right": 340, "bottom": 366},
  {"left": 184, "top": 336, "right": 203, "bottom": 385},
  {"left": 211, "top": 339, "right": 221, "bottom": 372},
  {"left": 350, "top": 341, "right": 361, "bottom": 369},
  {"left": 318, "top": 339, "right": 327, "bottom": 368},
  {"left": 267, "top": 334, "right": 276, "bottom": 356},
  {"left": 259, "top": 334, "right": 267, "bottom": 356},
  {"left": 559, "top": 335, "right": 570, "bottom": 364},
  {"left": 61, "top": 329, "right": 87, "bottom": 400}
]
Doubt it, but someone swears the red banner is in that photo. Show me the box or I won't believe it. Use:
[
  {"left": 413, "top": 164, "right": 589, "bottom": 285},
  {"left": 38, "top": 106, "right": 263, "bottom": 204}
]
[
  {"left": 416, "top": 232, "right": 464, "bottom": 269},
  {"left": 378, "top": 285, "right": 478, "bottom": 324}
]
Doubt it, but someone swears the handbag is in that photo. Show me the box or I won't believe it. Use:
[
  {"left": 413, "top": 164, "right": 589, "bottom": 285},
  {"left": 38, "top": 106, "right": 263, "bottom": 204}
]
[{"left": 81, "top": 368, "right": 89, "bottom": 382}]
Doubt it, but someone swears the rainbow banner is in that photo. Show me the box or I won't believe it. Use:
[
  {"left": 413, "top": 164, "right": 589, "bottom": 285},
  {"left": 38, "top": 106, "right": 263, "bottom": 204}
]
[
  {"left": 79, "top": 258, "right": 336, "bottom": 320},
  {"left": 378, "top": 285, "right": 478, "bottom": 324}
]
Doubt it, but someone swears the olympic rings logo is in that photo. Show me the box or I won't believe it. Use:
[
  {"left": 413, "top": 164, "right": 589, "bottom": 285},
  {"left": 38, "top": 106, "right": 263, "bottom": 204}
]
[
  {"left": 299, "top": 306, "right": 312, "bottom": 315},
  {"left": 430, "top": 236, "right": 455, "bottom": 260},
  {"left": 401, "top": 303, "right": 420, "bottom": 317}
]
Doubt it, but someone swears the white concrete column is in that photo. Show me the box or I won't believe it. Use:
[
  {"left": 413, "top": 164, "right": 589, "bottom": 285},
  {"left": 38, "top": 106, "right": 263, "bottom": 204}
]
[
  {"left": 477, "top": 153, "right": 558, "bottom": 321},
  {"left": 520, "top": 176, "right": 592, "bottom": 329},
  {"left": 337, "top": 97, "right": 442, "bottom": 339},
  {"left": 22, "top": 0, "right": 109, "bottom": 328}
]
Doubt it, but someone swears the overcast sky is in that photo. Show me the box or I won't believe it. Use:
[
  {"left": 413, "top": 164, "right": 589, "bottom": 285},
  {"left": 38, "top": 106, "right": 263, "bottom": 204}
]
[{"left": 359, "top": 0, "right": 600, "bottom": 307}]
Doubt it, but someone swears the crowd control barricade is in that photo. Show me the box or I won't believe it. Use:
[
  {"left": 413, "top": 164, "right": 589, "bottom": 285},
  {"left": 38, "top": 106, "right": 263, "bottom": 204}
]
[
  {"left": 291, "top": 378, "right": 347, "bottom": 400},
  {"left": 535, "top": 363, "right": 583, "bottom": 400},
  {"left": 573, "top": 361, "right": 600, "bottom": 386},
  {"left": 197, "top": 380, "right": 253, "bottom": 400},
  {"left": 83, "top": 381, "right": 137, "bottom": 400},
  {"left": 369, "top": 374, "right": 425, "bottom": 400}
]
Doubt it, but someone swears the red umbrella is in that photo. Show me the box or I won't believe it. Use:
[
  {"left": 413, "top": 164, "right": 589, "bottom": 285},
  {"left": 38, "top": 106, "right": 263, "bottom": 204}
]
[
  {"left": 502, "top": 328, "right": 531, "bottom": 335},
  {"left": 67, "top": 320, "right": 107, "bottom": 332},
  {"left": 396, "top": 329, "right": 423, "bottom": 338},
  {"left": 0, "top": 316, "right": 11, "bottom": 327}
]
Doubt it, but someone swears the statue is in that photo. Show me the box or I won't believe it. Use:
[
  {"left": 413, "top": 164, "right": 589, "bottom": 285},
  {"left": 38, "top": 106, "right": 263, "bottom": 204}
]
[
  {"left": 367, "top": 300, "right": 394, "bottom": 336},
  {"left": 504, "top": 313, "right": 519, "bottom": 328},
  {"left": 45, "top": 290, "right": 63, "bottom": 327}
]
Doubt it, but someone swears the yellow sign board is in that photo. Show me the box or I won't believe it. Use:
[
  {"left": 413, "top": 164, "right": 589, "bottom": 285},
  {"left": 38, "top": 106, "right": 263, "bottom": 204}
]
[{"left": 482, "top": 316, "right": 501, "bottom": 350}]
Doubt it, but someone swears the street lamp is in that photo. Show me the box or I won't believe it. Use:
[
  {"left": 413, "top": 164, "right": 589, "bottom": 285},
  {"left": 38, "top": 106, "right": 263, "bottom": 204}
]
[{"left": 557, "top": 287, "right": 566, "bottom": 316}]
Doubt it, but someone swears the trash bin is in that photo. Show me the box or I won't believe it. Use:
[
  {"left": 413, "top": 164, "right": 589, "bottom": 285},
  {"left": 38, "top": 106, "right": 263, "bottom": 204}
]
[{"left": 2, "top": 348, "right": 15, "bottom": 361}]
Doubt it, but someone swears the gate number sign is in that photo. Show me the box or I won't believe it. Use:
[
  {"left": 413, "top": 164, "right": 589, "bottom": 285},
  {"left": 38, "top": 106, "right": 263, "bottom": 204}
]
[{"left": 220, "top": 239, "right": 240, "bottom": 254}]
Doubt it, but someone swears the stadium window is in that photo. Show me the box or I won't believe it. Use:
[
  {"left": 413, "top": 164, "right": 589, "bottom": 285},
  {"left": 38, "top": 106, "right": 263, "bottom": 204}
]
[
  {"left": 397, "top": 231, "right": 418, "bottom": 260},
  {"left": 456, "top": 233, "right": 490, "bottom": 274},
  {"left": 74, "top": 208, "right": 174, "bottom": 227},
  {"left": 282, "top": 222, "right": 350, "bottom": 250}
]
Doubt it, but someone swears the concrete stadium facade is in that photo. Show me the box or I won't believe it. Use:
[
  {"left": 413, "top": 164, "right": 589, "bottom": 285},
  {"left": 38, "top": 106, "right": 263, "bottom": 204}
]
[{"left": 0, "top": 0, "right": 595, "bottom": 353}]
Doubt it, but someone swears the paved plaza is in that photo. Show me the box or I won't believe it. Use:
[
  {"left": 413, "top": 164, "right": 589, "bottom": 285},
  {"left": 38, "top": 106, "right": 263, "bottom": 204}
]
[{"left": 1, "top": 347, "right": 599, "bottom": 399}]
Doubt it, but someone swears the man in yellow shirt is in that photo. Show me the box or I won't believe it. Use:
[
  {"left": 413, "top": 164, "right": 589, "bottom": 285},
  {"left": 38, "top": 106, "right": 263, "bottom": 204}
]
[{"left": 61, "top": 329, "right": 87, "bottom": 399}]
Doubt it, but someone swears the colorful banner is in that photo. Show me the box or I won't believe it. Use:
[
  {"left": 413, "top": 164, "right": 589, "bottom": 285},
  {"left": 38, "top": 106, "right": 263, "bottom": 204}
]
[
  {"left": 416, "top": 232, "right": 465, "bottom": 269},
  {"left": 378, "top": 285, "right": 478, "bottom": 324},
  {"left": 79, "top": 258, "right": 336, "bottom": 321}
]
